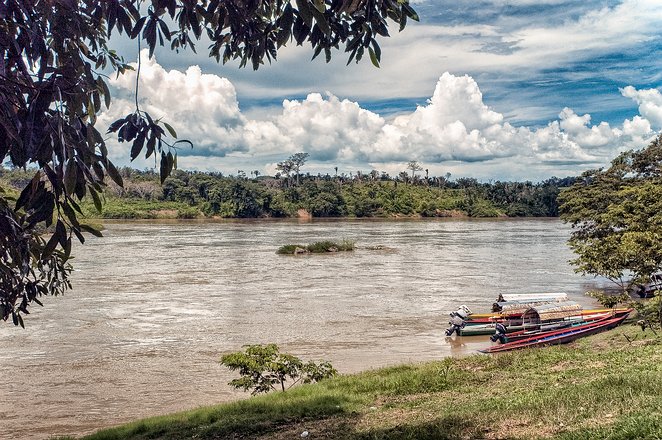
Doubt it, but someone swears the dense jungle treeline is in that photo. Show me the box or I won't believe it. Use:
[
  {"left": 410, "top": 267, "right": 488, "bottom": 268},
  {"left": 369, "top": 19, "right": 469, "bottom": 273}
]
[{"left": 0, "top": 166, "right": 575, "bottom": 219}]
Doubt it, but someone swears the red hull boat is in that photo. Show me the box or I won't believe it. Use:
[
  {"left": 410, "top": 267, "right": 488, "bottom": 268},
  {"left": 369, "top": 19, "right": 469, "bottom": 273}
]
[{"left": 480, "top": 309, "right": 632, "bottom": 354}]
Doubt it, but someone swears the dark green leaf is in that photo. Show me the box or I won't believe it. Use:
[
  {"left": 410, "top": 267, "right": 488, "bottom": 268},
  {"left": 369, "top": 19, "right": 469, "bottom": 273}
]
[
  {"left": 42, "top": 232, "right": 60, "bottom": 259},
  {"left": 105, "top": 160, "right": 124, "bottom": 187},
  {"left": 64, "top": 158, "right": 78, "bottom": 195},
  {"left": 56, "top": 220, "right": 67, "bottom": 248},
  {"left": 80, "top": 223, "right": 103, "bottom": 238},
  {"left": 89, "top": 187, "right": 103, "bottom": 213},
  {"left": 98, "top": 77, "right": 111, "bottom": 109},
  {"left": 310, "top": 7, "right": 330, "bottom": 35},
  {"left": 160, "top": 151, "right": 168, "bottom": 184},
  {"left": 163, "top": 122, "right": 177, "bottom": 138},
  {"left": 130, "top": 132, "right": 146, "bottom": 161},
  {"left": 368, "top": 46, "right": 380, "bottom": 68},
  {"left": 62, "top": 202, "right": 80, "bottom": 228},
  {"left": 63, "top": 237, "right": 72, "bottom": 260},
  {"left": 72, "top": 227, "right": 86, "bottom": 244},
  {"left": 295, "top": 0, "right": 313, "bottom": 28}
]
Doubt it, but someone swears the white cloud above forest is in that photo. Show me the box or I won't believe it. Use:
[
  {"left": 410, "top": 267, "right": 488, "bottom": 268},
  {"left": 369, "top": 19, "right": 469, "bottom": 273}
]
[{"left": 98, "top": 52, "right": 659, "bottom": 180}]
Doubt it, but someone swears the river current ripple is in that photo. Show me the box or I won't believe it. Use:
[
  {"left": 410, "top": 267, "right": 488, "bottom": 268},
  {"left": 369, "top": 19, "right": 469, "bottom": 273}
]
[{"left": 0, "top": 219, "right": 608, "bottom": 439}]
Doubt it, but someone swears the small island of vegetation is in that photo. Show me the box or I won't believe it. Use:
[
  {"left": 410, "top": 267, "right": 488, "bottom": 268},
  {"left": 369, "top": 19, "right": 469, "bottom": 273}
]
[{"left": 277, "top": 240, "right": 355, "bottom": 255}]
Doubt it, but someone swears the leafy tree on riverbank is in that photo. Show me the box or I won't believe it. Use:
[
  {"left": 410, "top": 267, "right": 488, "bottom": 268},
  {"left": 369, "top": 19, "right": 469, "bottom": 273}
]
[
  {"left": 559, "top": 135, "right": 662, "bottom": 324},
  {"left": 220, "top": 344, "right": 337, "bottom": 395},
  {"left": 0, "top": 0, "right": 418, "bottom": 325}
]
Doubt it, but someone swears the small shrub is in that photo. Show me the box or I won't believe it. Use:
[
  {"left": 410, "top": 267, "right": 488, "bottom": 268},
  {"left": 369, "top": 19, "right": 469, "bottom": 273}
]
[
  {"left": 220, "top": 344, "right": 337, "bottom": 395},
  {"left": 177, "top": 207, "right": 199, "bottom": 219},
  {"left": 276, "top": 244, "right": 302, "bottom": 254},
  {"left": 468, "top": 201, "right": 502, "bottom": 217},
  {"left": 306, "top": 240, "right": 337, "bottom": 253}
]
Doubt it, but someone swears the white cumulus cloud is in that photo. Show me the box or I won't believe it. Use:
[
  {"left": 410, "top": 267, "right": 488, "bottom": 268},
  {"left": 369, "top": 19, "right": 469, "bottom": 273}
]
[
  {"left": 620, "top": 86, "right": 662, "bottom": 128},
  {"left": 99, "top": 53, "right": 658, "bottom": 180}
]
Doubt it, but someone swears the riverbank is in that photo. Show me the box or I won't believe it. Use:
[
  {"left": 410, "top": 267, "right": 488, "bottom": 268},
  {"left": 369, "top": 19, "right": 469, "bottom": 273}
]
[{"left": 70, "top": 323, "right": 661, "bottom": 440}]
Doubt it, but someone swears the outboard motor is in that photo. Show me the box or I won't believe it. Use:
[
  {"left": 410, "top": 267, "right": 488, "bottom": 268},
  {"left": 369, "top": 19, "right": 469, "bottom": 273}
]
[
  {"left": 456, "top": 305, "right": 472, "bottom": 318},
  {"left": 490, "top": 322, "right": 508, "bottom": 344},
  {"left": 445, "top": 305, "right": 472, "bottom": 336}
]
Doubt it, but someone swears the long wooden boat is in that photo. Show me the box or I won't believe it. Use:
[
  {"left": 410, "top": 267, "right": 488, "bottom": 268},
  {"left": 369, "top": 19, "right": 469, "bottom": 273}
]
[
  {"left": 503, "top": 309, "right": 631, "bottom": 342},
  {"left": 465, "top": 307, "right": 631, "bottom": 324},
  {"left": 458, "top": 311, "right": 611, "bottom": 336},
  {"left": 479, "top": 309, "right": 632, "bottom": 353}
]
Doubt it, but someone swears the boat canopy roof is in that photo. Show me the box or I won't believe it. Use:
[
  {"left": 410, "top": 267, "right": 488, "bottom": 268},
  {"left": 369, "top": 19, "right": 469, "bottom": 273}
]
[
  {"left": 497, "top": 292, "right": 568, "bottom": 303},
  {"left": 522, "top": 301, "right": 582, "bottom": 324}
]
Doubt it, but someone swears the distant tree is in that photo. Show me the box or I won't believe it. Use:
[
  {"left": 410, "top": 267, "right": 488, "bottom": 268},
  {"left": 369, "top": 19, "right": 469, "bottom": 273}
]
[
  {"left": 407, "top": 161, "right": 423, "bottom": 181},
  {"left": 456, "top": 177, "right": 479, "bottom": 188},
  {"left": 0, "top": 0, "right": 418, "bottom": 325},
  {"left": 276, "top": 159, "right": 294, "bottom": 187},
  {"left": 289, "top": 152, "right": 310, "bottom": 186}
]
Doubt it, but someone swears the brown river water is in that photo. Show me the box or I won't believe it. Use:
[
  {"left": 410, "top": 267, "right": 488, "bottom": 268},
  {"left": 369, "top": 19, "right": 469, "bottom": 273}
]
[{"left": 0, "top": 218, "right": 610, "bottom": 439}]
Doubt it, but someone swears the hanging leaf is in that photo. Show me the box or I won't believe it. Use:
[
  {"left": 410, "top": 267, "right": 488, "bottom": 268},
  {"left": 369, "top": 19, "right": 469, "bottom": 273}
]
[
  {"left": 295, "top": 0, "right": 313, "bottom": 28},
  {"left": 97, "top": 77, "right": 111, "bottom": 109},
  {"left": 64, "top": 157, "right": 78, "bottom": 195},
  {"left": 368, "top": 46, "right": 380, "bottom": 68},
  {"left": 160, "top": 151, "right": 168, "bottom": 184},
  {"left": 80, "top": 223, "right": 103, "bottom": 238},
  {"left": 89, "top": 187, "right": 103, "bottom": 213},
  {"left": 42, "top": 232, "right": 60, "bottom": 259},
  {"left": 105, "top": 159, "right": 124, "bottom": 187},
  {"left": 163, "top": 122, "right": 177, "bottom": 138}
]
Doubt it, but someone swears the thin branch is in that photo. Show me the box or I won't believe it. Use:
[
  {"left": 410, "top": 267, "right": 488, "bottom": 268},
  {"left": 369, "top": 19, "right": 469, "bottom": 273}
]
[
  {"left": 134, "top": 0, "right": 142, "bottom": 113},
  {"left": 135, "top": 38, "right": 141, "bottom": 113}
]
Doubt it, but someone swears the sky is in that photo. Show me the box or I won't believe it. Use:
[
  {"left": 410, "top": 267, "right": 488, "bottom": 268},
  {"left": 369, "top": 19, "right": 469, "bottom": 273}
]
[{"left": 99, "top": 0, "right": 662, "bottom": 181}]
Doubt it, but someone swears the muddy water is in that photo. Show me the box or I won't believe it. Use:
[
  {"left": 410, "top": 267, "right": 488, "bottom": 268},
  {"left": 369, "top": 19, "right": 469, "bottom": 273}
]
[{"left": 0, "top": 219, "right": 607, "bottom": 439}]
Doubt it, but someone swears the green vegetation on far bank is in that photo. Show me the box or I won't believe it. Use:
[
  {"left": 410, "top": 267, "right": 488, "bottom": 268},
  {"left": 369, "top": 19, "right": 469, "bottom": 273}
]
[
  {"left": 277, "top": 240, "right": 355, "bottom": 255},
  {"left": 72, "top": 323, "right": 661, "bottom": 440},
  {"left": 0, "top": 166, "right": 573, "bottom": 220}
]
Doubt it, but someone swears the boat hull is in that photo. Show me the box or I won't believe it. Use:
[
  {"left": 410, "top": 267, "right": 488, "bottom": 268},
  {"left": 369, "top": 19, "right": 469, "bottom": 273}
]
[
  {"left": 479, "top": 310, "right": 632, "bottom": 354},
  {"left": 466, "top": 307, "right": 630, "bottom": 324}
]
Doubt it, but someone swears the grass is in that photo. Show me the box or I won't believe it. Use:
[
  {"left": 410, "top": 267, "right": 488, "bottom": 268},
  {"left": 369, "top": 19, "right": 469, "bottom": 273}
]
[
  {"left": 277, "top": 240, "right": 356, "bottom": 255},
  {"left": 79, "top": 197, "right": 198, "bottom": 219},
  {"left": 66, "top": 322, "right": 661, "bottom": 440}
]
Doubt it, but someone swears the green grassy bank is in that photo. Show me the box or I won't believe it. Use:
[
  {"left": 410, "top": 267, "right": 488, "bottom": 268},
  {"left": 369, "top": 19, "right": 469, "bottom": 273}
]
[{"left": 69, "top": 323, "right": 661, "bottom": 440}]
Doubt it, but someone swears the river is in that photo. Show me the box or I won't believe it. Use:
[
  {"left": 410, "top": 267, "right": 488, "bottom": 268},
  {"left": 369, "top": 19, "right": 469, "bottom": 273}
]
[{"left": 0, "top": 218, "right": 609, "bottom": 439}]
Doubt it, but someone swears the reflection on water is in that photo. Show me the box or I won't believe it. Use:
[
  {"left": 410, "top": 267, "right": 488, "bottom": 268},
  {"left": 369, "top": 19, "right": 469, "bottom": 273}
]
[{"left": 0, "top": 218, "right": 607, "bottom": 439}]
